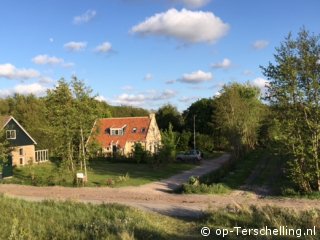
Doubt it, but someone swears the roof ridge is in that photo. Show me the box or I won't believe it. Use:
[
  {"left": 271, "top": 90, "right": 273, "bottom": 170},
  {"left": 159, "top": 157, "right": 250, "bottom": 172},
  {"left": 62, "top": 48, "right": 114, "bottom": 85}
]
[{"left": 99, "top": 116, "right": 149, "bottom": 120}]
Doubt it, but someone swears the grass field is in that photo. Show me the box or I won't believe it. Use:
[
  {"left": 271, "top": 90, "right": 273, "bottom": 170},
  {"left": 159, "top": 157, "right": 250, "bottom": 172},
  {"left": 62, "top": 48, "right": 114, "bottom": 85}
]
[
  {"left": 1, "top": 158, "right": 196, "bottom": 187},
  {"left": 0, "top": 195, "right": 318, "bottom": 239},
  {"left": 182, "top": 149, "right": 284, "bottom": 195}
]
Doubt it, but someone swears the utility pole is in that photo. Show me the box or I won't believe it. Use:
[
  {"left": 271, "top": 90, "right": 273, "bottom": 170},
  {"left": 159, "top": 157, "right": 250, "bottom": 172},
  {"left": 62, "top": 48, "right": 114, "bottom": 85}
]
[{"left": 193, "top": 115, "right": 196, "bottom": 150}]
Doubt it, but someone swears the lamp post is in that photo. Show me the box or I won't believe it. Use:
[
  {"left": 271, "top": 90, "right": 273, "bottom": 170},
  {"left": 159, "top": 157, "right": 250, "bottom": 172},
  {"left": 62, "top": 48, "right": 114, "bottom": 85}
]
[{"left": 193, "top": 115, "right": 196, "bottom": 150}]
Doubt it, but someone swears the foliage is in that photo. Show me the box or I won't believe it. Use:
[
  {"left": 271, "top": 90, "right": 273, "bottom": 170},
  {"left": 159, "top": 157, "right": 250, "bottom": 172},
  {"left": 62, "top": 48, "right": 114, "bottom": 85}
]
[
  {"left": 0, "top": 130, "right": 11, "bottom": 168},
  {"left": 183, "top": 98, "right": 215, "bottom": 135},
  {"left": 261, "top": 28, "right": 320, "bottom": 193},
  {"left": 176, "top": 130, "right": 191, "bottom": 151},
  {"left": 204, "top": 205, "right": 319, "bottom": 239},
  {"left": 182, "top": 183, "right": 231, "bottom": 194},
  {"left": 0, "top": 196, "right": 319, "bottom": 240},
  {"left": 214, "top": 83, "right": 265, "bottom": 157},
  {"left": 132, "top": 142, "right": 149, "bottom": 164},
  {"left": 3, "top": 159, "right": 195, "bottom": 187},
  {"left": 158, "top": 123, "right": 178, "bottom": 163},
  {"left": 155, "top": 104, "right": 183, "bottom": 132}
]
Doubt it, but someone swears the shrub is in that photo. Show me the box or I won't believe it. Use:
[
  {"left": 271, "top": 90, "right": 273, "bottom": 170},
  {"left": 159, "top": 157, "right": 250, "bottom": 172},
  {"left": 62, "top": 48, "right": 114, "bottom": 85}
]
[{"left": 182, "top": 183, "right": 230, "bottom": 194}]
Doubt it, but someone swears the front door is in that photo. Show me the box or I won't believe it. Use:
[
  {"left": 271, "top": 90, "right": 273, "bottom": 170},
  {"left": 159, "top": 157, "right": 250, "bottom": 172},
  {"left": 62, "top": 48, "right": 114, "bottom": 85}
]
[{"left": 2, "top": 155, "right": 13, "bottom": 178}]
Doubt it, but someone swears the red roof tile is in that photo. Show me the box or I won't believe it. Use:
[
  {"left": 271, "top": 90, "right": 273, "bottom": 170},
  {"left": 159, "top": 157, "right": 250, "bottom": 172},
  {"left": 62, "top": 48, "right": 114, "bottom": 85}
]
[{"left": 93, "top": 117, "right": 151, "bottom": 148}]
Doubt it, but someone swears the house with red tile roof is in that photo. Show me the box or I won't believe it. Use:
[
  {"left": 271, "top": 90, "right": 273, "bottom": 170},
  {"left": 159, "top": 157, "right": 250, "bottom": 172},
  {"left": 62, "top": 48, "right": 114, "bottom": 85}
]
[{"left": 88, "top": 113, "right": 161, "bottom": 156}]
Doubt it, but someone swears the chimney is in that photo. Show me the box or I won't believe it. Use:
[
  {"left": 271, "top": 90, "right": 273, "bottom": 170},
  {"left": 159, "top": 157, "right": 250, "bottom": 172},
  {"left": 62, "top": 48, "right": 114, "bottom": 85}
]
[{"left": 149, "top": 113, "right": 155, "bottom": 119}]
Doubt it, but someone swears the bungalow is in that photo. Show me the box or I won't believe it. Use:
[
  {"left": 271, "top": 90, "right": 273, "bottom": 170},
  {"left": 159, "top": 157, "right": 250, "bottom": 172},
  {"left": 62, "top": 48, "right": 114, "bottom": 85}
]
[
  {"left": 88, "top": 113, "right": 161, "bottom": 156},
  {"left": 0, "top": 115, "right": 48, "bottom": 166}
]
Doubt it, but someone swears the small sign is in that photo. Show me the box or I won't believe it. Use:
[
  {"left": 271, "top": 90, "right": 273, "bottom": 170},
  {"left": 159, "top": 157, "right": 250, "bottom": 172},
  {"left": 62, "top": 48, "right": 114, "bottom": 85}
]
[{"left": 76, "top": 173, "right": 84, "bottom": 179}]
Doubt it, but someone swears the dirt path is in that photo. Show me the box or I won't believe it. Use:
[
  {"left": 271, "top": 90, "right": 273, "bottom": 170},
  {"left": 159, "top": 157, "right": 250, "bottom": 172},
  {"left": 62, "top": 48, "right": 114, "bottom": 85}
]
[{"left": 0, "top": 153, "right": 319, "bottom": 218}]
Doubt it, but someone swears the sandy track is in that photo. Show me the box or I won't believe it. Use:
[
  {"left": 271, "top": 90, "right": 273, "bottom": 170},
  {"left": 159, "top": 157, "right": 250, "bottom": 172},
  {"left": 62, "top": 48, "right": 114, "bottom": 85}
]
[{"left": 0, "top": 154, "right": 319, "bottom": 218}]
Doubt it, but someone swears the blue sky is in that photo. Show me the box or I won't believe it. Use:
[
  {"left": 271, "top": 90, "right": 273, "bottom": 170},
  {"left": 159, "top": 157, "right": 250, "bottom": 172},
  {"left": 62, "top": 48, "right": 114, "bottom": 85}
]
[{"left": 0, "top": 0, "right": 319, "bottom": 111}]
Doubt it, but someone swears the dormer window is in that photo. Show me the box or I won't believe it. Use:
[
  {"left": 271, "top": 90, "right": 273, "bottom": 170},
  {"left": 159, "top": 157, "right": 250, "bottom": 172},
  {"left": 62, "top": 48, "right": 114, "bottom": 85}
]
[
  {"left": 110, "top": 126, "right": 125, "bottom": 136},
  {"left": 6, "top": 130, "right": 16, "bottom": 139},
  {"left": 132, "top": 127, "right": 137, "bottom": 133},
  {"left": 141, "top": 128, "right": 146, "bottom": 133}
]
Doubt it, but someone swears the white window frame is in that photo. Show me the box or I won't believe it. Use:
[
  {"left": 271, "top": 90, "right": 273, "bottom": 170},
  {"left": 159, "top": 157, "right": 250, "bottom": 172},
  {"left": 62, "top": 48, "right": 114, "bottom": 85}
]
[{"left": 6, "top": 130, "right": 16, "bottom": 139}]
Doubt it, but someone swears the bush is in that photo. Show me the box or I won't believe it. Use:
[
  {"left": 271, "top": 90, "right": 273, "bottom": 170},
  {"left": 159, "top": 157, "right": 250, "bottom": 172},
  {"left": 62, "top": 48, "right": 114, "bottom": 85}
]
[{"left": 182, "top": 183, "right": 230, "bottom": 194}]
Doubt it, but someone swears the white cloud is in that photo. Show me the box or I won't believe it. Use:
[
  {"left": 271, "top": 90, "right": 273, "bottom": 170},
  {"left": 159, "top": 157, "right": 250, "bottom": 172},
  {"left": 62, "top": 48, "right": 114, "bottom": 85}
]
[
  {"left": 112, "top": 89, "right": 176, "bottom": 106},
  {"left": 179, "top": 70, "right": 212, "bottom": 84},
  {"left": 64, "top": 41, "right": 87, "bottom": 52},
  {"left": 32, "top": 54, "right": 74, "bottom": 68},
  {"left": 211, "top": 58, "right": 232, "bottom": 69},
  {"left": 73, "top": 10, "right": 96, "bottom": 24},
  {"left": 131, "top": 8, "right": 229, "bottom": 44},
  {"left": 94, "top": 41, "right": 112, "bottom": 53},
  {"left": 0, "top": 63, "right": 40, "bottom": 80},
  {"left": 171, "top": 0, "right": 210, "bottom": 8},
  {"left": 252, "top": 77, "right": 269, "bottom": 89},
  {"left": 95, "top": 95, "right": 107, "bottom": 102},
  {"left": 39, "top": 76, "right": 54, "bottom": 84},
  {"left": 179, "top": 96, "right": 198, "bottom": 103},
  {"left": 144, "top": 73, "right": 153, "bottom": 81},
  {"left": 32, "top": 55, "right": 64, "bottom": 65},
  {"left": 0, "top": 83, "right": 47, "bottom": 98},
  {"left": 252, "top": 40, "right": 269, "bottom": 50}
]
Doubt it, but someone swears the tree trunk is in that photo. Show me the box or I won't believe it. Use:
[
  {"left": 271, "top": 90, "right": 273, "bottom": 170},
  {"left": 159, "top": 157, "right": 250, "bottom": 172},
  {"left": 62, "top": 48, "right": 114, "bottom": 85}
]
[{"left": 80, "top": 127, "right": 87, "bottom": 182}]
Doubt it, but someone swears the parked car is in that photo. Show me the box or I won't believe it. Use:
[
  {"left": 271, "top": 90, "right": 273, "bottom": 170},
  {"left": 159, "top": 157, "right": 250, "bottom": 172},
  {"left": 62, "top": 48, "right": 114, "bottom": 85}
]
[{"left": 176, "top": 150, "right": 202, "bottom": 164}]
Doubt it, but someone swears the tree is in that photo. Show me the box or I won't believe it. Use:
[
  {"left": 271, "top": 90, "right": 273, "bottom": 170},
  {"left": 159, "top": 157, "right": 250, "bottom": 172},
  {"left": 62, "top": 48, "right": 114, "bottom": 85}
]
[
  {"left": 183, "top": 98, "right": 215, "bottom": 135},
  {"left": 158, "top": 123, "right": 178, "bottom": 163},
  {"left": 156, "top": 104, "right": 183, "bottom": 132},
  {"left": 261, "top": 28, "right": 320, "bottom": 192},
  {"left": 214, "top": 83, "right": 265, "bottom": 157},
  {"left": 46, "top": 79, "right": 76, "bottom": 172},
  {"left": 0, "top": 130, "right": 11, "bottom": 168}
]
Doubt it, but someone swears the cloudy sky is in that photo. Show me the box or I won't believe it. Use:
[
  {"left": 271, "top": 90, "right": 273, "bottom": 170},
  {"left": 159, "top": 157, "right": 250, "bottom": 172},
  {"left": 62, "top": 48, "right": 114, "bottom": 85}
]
[{"left": 0, "top": 0, "right": 319, "bottom": 111}]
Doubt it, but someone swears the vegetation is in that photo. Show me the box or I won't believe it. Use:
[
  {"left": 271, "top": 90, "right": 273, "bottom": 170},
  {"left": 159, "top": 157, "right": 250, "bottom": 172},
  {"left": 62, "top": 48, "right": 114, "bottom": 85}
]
[
  {"left": 0, "top": 195, "right": 318, "bottom": 239},
  {"left": 214, "top": 83, "right": 266, "bottom": 158},
  {"left": 262, "top": 28, "right": 320, "bottom": 193},
  {"left": 2, "top": 28, "right": 320, "bottom": 198},
  {"left": 0, "top": 130, "right": 11, "bottom": 173},
  {"left": 2, "top": 159, "right": 195, "bottom": 187}
]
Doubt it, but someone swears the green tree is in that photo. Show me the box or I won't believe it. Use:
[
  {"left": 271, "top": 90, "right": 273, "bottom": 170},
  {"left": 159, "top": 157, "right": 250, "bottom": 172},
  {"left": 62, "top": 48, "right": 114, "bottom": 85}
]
[
  {"left": 214, "top": 83, "right": 265, "bottom": 157},
  {"left": 159, "top": 123, "right": 178, "bottom": 163},
  {"left": 0, "top": 130, "right": 11, "bottom": 169},
  {"left": 156, "top": 104, "right": 183, "bottom": 132},
  {"left": 183, "top": 98, "right": 215, "bottom": 134},
  {"left": 46, "top": 79, "right": 76, "bottom": 172},
  {"left": 262, "top": 28, "right": 320, "bottom": 192}
]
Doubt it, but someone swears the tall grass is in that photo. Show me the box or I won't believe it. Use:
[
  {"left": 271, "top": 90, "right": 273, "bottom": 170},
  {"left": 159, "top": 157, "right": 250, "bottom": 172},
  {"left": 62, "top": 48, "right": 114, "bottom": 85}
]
[{"left": 0, "top": 195, "right": 318, "bottom": 239}]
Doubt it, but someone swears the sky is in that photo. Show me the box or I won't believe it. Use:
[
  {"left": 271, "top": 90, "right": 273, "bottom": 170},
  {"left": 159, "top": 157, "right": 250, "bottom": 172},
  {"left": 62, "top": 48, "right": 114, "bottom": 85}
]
[{"left": 0, "top": 0, "right": 319, "bottom": 111}]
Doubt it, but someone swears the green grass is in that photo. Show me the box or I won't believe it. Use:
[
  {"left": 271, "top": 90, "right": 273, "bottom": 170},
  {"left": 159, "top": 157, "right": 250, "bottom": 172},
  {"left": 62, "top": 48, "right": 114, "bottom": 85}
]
[
  {"left": 219, "top": 150, "right": 266, "bottom": 189},
  {"left": 1, "top": 159, "right": 196, "bottom": 187},
  {"left": 0, "top": 195, "right": 318, "bottom": 239}
]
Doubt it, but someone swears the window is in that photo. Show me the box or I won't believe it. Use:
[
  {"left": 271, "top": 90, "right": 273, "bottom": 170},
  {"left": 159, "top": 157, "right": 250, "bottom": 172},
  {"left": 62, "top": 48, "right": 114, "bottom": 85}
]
[
  {"left": 110, "top": 128, "right": 123, "bottom": 136},
  {"left": 132, "top": 127, "right": 137, "bottom": 133},
  {"left": 6, "top": 130, "right": 16, "bottom": 139},
  {"left": 19, "top": 148, "right": 24, "bottom": 156},
  {"left": 141, "top": 128, "right": 146, "bottom": 133},
  {"left": 19, "top": 158, "right": 24, "bottom": 165}
]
